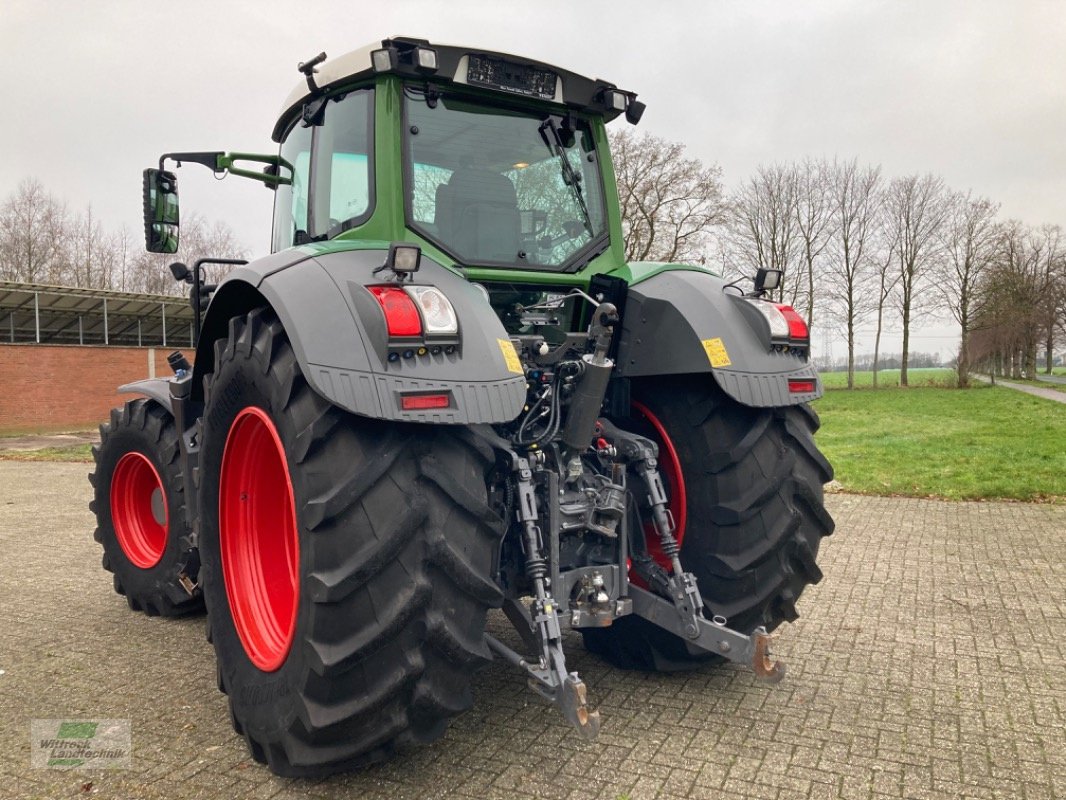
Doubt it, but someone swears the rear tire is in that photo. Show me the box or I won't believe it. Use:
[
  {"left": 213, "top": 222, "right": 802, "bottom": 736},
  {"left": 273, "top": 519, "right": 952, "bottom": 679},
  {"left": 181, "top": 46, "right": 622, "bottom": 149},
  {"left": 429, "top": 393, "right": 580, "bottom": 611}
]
[
  {"left": 583, "top": 375, "right": 834, "bottom": 671},
  {"left": 89, "top": 399, "right": 203, "bottom": 617},
  {"left": 198, "top": 308, "right": 505, "bottom": 777}
]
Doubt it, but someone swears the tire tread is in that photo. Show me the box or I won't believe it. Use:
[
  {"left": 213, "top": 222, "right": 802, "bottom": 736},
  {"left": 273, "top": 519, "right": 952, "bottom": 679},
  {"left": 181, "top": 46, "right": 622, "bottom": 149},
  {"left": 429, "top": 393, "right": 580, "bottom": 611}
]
[
  {"left": 89, "top": 398, "right": 203, "bottom": 617},
  {"left": 200, "top": 309, "right": 503, "bottom": 777},
  {"left": 583, "top": 375, "right": 833, "bottom": 670}
]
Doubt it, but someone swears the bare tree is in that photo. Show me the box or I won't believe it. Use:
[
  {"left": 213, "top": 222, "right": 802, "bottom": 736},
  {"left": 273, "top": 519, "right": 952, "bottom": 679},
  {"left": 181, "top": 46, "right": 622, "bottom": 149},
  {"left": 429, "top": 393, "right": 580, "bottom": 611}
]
[
  {"left": 609, "top": 129, "right": 725, "bottom": 263},
  {"left": 0, "top": 177, "right": 249, "bottom": 297},
  {"left": 793, "top": 158, "right": 836, "bottom": 328},
  {"left": 67, "top": 204, "right": 119, "bottom": 289},
  {"left": 1052, "top": 255, "right": 1066, "bottom": 370},
  {"left": 937, "top": 192, "right": 999, "bottom": 386},
  {"left": 111, "top": 225, "right": 136, "bottom": 292},
  {"left": 871, "top": 225, "right": 900, "bottom": 388},
  {"left": 1036, "top": 224, "right": 1065, "bottom": 374},
  {"left": 972, "top": 220, "right": 1058, "bottom": 379},
  {"left": 883, "top": 174, "right": 949, "bottom": 386},
  {"left": 727, "top": 163, "right": 803, "bottom": 305},
  {"left": 127, "top": 212, "right": 249, "bottom": 296},
  {"left": 0, "top": 178, "right": 69, "bottom": 283},
  {"left": 824, "top": 159, "right": 882, "bottom": 388}
]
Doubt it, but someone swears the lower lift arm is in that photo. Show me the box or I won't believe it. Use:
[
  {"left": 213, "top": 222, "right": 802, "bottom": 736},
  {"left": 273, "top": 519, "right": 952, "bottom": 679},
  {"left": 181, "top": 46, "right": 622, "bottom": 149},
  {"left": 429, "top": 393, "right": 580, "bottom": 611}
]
[{"left": 628, "top": 586, "right": 785, "bottom": 682}]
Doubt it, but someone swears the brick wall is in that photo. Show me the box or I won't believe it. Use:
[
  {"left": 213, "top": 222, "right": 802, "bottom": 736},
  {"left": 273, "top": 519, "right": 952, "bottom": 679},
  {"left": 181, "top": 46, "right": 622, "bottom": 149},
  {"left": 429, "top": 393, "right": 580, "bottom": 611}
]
[{"left": 0, "top": 344, "right": 192, "bottom": 434}]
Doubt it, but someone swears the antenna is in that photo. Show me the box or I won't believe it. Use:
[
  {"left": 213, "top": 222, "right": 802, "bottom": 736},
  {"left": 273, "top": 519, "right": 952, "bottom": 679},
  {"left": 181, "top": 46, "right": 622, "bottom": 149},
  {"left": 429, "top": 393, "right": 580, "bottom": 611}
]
[{"left": 298, "top": 52, "right": 327, "bottom": 94}]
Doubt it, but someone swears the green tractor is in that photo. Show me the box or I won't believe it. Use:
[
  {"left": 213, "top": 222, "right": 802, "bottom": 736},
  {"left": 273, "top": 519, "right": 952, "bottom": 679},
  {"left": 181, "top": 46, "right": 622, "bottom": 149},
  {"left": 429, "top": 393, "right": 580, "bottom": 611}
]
[{"left": 91, "top": 37, "right": 833, "bottom": 776}]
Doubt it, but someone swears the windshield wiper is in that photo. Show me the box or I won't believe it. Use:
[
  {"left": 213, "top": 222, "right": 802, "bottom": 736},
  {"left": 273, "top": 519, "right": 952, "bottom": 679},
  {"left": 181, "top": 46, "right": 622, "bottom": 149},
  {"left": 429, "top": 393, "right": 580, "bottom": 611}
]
[{"left": 538, "top": 117, "right": 594, "bottom": 236}]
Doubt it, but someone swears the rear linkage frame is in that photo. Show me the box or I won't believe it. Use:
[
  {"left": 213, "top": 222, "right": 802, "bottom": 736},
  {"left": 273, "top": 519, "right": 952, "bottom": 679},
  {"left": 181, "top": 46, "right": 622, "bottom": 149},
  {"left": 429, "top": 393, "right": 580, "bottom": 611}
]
[{"left": 480, "top": 299, "right": 785, "bottom": 738}]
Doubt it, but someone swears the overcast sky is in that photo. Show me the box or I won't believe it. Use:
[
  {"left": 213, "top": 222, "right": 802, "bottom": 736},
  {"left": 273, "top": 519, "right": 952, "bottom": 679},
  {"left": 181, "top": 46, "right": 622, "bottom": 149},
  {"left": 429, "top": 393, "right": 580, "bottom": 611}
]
[{"left": 3, "top": 0, "right": 1064, "bottom": 359}]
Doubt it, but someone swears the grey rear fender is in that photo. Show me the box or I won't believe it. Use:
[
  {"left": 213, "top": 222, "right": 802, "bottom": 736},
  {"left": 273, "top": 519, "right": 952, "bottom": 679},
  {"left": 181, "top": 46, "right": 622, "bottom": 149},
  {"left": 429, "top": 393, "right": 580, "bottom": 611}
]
[
  {"left": 193, "top": 246, "right": 526, "bottom": 424},
  {"left": 616, "top": 269, "right": 822, "bottom": 407}
]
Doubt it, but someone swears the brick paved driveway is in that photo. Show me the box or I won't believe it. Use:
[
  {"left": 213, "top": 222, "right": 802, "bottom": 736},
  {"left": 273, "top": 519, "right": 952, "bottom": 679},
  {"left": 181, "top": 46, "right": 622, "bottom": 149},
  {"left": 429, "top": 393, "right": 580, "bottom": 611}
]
[{"left": 1, "top": 461, "right": 1063, "bottom": 800}]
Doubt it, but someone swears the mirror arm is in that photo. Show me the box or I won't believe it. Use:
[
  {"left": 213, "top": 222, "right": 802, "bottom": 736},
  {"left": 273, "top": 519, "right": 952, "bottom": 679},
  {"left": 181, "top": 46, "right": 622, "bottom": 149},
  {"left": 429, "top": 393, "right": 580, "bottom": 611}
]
[
  {"left": 158, "top": 152, "right": 292, "bottom": 187},
  {"left": 218, "top": 153, "right": 292, "bottom": 186},
  {"left": 159, "top": 151, "right": 225, "bottom": 172}
]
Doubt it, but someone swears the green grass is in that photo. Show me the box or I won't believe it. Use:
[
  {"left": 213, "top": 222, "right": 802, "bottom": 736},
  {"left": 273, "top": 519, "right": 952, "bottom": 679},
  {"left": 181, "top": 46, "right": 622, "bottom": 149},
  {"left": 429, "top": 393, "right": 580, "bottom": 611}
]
[
  {"left": 820, "top": 368, "right": 956, "bottom": 390},
  {"left": 814, "top": 385, "right": 1066, "bottom": 501},
  {"left": 0, "top": 444, "right": 94, "bottom": 463}
]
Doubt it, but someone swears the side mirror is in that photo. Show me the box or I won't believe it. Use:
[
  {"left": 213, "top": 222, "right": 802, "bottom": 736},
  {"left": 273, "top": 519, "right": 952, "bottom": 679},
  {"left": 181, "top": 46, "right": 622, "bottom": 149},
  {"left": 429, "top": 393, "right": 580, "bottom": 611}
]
[
  {"left": 169, "top": 261, "right": 191, "bottom": 283},
  {"left": 143, "top": 168, "right": 180, "bottom": 253}
]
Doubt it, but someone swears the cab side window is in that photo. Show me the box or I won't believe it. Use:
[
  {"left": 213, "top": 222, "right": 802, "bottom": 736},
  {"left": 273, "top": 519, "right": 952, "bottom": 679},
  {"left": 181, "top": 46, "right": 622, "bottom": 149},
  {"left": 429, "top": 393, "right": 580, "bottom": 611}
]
[
  {"left": 271, "top": 123, "right": 312, "bottom": 252},
  {"left": 271, "top": 88, "right": 374, "bottom": 251},
  {"left": 313, "top": 89, "right": 374, "bottom": 235}
]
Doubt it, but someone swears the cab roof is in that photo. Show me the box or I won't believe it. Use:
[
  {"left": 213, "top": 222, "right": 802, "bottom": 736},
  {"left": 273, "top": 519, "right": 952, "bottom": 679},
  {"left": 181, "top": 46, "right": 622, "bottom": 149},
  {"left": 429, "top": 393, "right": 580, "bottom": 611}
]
[{"left": 273, "top": 36, "right": 643, "bottom": 142}]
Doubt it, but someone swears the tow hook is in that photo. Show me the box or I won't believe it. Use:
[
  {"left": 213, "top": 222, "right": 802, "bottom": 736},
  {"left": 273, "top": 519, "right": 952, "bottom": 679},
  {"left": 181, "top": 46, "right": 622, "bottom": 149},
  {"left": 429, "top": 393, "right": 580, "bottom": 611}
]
[
  {"left": 556, "top": 674, "right": 601, "bottom": 739},
  {"left": 485, "top": 633, "right": 602, "bottom": 740},
  {"left": 177, "top": 571, "right": 197, "bottom": 596},
  {"left": 751, "top": 628, "right": 786, "bottom": 683}
]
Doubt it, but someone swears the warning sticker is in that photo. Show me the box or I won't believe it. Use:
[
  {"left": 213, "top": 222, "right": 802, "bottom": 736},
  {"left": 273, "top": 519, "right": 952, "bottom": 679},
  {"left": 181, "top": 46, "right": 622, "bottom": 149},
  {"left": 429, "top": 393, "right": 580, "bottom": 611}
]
[
  {"left": 701, "top": 337, "right": 732, "bottom": 367},
  {"left": 498, "top": 339, "right": 524, "bottom": 374}
]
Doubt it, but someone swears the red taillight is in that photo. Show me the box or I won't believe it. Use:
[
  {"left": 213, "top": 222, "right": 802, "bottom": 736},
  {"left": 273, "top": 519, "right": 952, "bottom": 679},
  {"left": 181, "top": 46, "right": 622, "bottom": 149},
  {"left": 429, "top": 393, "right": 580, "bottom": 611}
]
[
  {"left": 774, "top": 304, "right": 809, "bottom": 340},
  {"left": 368, "top": 286, "right": 422, "bottom": 337},
  {"left": 788, "top": 379, "right": 816, "bottom": 394},
  {"left": 400, "top": 393, "right": 451, "bottom": 410}
]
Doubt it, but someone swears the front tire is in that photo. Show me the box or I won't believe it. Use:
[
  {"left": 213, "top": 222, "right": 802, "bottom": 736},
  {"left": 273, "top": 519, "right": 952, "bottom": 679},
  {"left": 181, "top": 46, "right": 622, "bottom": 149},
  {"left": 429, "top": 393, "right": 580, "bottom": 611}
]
[
  {"left": 198, "top": 309, "right": 505, "bottom": 777},
  {"left": 90, "top": 399, "right": 203, "bottom": 616},
  {"left": 583, "top": 375, "right": 834, "bottom": 670}
]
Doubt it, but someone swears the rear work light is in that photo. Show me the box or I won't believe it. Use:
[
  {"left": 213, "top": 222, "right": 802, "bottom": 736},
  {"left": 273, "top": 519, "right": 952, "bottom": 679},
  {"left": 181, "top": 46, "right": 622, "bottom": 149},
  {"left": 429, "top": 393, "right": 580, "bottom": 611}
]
[{"left": 368, "top": 286, "right": 422, "bottom": 337}]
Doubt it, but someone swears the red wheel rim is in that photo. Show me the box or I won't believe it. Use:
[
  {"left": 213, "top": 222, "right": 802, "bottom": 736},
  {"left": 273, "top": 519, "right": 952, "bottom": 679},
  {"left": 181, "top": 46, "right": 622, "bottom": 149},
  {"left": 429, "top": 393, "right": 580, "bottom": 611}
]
[
  {"left": 111, "top": 452, "right": 168, "bottom": 569},
  {"left": 631, "top": 400, "right": 688, "bottom": 575},
  {"left": 219, "top": 407, "right": 299, "bottom": 672}
]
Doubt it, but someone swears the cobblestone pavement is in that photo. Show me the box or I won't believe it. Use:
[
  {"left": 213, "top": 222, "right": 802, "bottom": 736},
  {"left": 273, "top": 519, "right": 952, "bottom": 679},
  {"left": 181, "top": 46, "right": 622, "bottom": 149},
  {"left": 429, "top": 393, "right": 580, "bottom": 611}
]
[{"left": 1, "top": 461, "right": 1063, "bottom": 800}]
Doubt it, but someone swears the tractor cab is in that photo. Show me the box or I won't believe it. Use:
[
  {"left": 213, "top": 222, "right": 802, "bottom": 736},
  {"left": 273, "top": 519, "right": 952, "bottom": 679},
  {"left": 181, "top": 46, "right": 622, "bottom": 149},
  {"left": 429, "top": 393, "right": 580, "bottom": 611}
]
[
  {"left": 145, "top": 38, "right": 643, "bottom": 283},
  {"left": 268, "top": 37, "right": 642, "bottom": 276}
]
